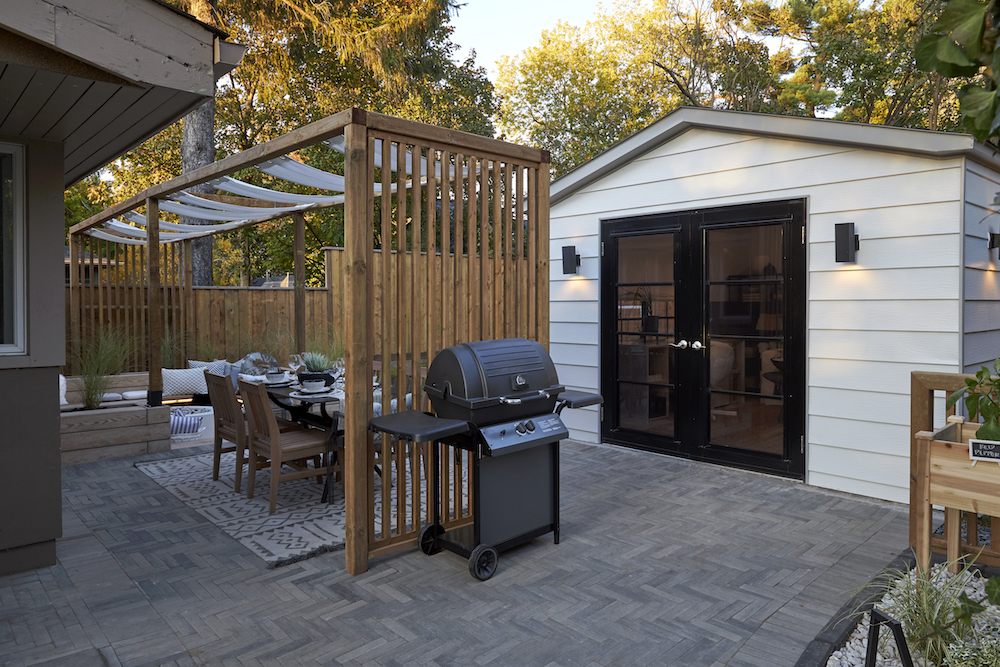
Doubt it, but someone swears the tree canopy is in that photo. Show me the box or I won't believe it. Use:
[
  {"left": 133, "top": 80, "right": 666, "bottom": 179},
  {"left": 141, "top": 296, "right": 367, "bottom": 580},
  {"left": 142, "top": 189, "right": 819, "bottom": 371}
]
[
  {"left": 67, "top": 0, "right": 495, "bottom": 287},
  {"left": 497, "top": 0, "right": 963, "bottom": 177}
]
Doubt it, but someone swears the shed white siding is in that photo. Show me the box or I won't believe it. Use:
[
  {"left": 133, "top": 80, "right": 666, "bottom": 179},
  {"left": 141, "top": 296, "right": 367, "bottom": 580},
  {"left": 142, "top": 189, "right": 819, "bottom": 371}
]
[
  {"left": 964, "top": 161, "right": 1000, "bottom": 372},
  {"left": 551, "top": 127, "right": 966, "bottom": 503}
]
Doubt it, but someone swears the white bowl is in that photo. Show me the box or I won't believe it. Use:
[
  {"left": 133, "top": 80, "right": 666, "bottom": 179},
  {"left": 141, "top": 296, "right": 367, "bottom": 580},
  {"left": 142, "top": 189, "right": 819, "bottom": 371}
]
[
  {"left": 265, "top": 372, "right": 285, "bottom": 383},
  {"left": 301, "top": 380, "right": 326, "bottom": 392}
]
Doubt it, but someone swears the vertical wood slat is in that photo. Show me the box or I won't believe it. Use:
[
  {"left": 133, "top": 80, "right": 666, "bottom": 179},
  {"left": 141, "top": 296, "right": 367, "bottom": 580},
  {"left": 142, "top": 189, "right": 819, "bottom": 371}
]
[
  {"left": 441, "top": 151, "right": 453, "bottom": 350},
  {"left": 68, "top": 235, "right": 81, "bottom": 370},
  {"left": 527, "top": 167, "right": 537, "bottom": 341},
  {"left": 493, "top": 161, "right": 503, "bottom": 339},
  {"left": 396, "top": 140, "right": 408, "bottom": 409},
  {"left": 479, "top": 159, "right": 491, "bottom": 340},
  {"left": 293, "top": 213, "right": 306, "bottom": 355},
  {"left": 516, "top": 166, "right": 527, "bottom": 338},
  {"left": 426, "top": 146, "right": 438, "bottom": 376},
  {"left": 184, "top": 241, "right": 194, "bottom": 361},
  {"left": 468, "top": 157, "right": 479, "bottom": 343},
  {"left": 503, "top": 163, "right": 514, "bottom": 338},
  {"left": 411, "top": 144, "right": 423, "bottom": 413},
  {"left": 376, "top": 135, "right": 392, "bottom": 545},
  {"left": 455, "top": 153, "right": 466, "bottom": 345},
  {"left": 537, "top": 159, "right": 551, "bottom": 347}
]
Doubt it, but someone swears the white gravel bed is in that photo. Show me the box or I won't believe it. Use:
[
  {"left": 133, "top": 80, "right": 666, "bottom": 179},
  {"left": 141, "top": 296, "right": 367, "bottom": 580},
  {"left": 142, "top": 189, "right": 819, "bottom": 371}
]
[{"left": 826, "top": 564, "right": 1000, "bottom": 667}]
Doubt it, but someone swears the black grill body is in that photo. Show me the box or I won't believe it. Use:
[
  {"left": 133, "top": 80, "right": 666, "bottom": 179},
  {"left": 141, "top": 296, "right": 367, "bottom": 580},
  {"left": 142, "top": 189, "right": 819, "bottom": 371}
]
[
  {"left": 368, "top": 338, "right": 601, "bottom": 580},
  {"left": 424, "top": 338, "right": 564, "bottom": 424}
]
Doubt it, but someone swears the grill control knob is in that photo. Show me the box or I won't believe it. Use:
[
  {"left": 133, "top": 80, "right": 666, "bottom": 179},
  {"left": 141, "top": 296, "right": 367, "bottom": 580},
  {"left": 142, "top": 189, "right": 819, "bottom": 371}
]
[
  {"left": 515, "top": 422, "right": 527, "bottom": 435},
  {"left": 525, "top": 420, "right": 536, "bottom": 432}
]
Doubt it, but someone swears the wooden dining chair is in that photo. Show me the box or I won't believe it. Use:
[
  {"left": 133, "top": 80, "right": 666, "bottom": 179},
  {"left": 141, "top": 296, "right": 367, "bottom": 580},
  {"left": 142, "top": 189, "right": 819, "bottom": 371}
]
[
  {"left": 239, "top": 378, "right": 342, "bottom": 514},
  {"left": 206, "top": 371, "right": 298, "bottom": 493},
  {"left": 205, "top": 371, "right": 247, "bottom": 492}
]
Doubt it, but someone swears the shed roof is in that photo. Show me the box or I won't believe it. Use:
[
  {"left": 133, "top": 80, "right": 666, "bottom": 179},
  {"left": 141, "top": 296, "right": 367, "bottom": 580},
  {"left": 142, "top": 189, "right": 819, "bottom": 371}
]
[{"left": 550, "top": 107, "right": 998, "bottom": 206}]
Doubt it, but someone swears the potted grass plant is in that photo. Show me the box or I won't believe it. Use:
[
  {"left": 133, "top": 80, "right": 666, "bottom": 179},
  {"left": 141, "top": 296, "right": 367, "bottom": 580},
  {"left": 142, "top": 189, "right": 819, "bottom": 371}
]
[
  {"left": 298, "top": 351, "right": 334, "bottom": 386},
  {"left": 946, "top": 358, "right": 1000, "bottom": 440}
]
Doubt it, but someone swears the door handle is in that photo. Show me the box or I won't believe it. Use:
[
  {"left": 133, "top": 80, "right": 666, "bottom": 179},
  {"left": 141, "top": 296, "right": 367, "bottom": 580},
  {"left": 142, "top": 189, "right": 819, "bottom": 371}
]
[
  {"left": 668, "top": 340, "right": 688, "bottom": 349},
  {"left": 690, "top": 341, "right": 704, "bottom": 350}
]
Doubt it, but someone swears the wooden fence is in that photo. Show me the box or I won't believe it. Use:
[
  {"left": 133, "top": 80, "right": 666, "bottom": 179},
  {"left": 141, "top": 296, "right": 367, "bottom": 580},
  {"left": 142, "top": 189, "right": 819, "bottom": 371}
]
[{"left": 66, "top": 241, "right": 337, "bottom": 372}]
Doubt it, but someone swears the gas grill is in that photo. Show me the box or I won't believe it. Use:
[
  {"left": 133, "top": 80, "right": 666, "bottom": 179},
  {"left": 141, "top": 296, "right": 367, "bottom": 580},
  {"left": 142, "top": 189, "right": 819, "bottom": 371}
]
[{"left": 369, "top": 338, "right": 601, "bottom": 580}]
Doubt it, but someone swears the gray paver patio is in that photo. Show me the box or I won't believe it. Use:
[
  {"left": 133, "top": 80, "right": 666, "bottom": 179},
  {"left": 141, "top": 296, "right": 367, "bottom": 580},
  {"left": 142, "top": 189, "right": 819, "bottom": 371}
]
[{"left": 1, "top": 440, "right": 908, "bottom": 666}]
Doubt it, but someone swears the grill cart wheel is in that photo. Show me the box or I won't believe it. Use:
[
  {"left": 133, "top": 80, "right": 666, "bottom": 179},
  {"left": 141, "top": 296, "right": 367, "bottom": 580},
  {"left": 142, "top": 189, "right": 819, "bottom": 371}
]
[
  {"left": 418, "top": 524, "right": 443, "bottom": 556},
  {"left": 469, "top": 545, "right": 498, "bottom": 581}
]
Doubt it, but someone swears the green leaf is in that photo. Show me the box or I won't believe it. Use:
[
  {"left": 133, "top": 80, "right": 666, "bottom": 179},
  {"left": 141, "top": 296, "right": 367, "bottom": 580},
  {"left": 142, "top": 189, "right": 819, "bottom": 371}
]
[
  {"left": 947, "top": 386, "right": 970, "bottom": 409},
  {"left": 936, "top": 0, "right": 988, "bottom": 59},
  {"left": 937, "top": 36, "right": 977, "bottom": 67},
  {"left": 987, "top": 576, "right": 1000, "bottom": 605},
  {"left": 917, "top": 34, "right": 981, "bottom": 76},
  {"left": 967, "top": 393, "right": 982, "bottom": 420},
  {"left": 976, "top": 417, "right": 1000, "bottom": 440},
  {"left": 956, "top": 590, "right": 987, "bottom": 619}
]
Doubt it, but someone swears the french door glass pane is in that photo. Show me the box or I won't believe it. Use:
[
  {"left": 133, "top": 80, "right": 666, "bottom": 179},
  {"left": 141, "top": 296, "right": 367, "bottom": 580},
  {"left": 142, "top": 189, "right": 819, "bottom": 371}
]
[{"left": 706, "top": 223, "right": 784, "bottom": 454}]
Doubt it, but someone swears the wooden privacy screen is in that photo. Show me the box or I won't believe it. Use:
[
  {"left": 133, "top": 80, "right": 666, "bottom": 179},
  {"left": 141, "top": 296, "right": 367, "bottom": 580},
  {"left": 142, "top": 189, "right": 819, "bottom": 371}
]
[
  {"left": 360, "top": 129, "right": 550, "bottom": 559},
  {"left": 63, "top": 108, "right": 550, "bottom": 575}
]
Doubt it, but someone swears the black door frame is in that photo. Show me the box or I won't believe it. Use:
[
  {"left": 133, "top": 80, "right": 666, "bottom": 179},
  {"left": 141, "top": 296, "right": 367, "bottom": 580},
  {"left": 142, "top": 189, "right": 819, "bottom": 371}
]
[{"left": 600, "top": 199, "right": 806, "bottom": 479}]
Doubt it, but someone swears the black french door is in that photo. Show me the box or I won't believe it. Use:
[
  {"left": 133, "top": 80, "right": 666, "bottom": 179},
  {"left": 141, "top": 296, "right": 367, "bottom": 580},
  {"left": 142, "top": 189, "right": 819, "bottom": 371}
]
[{"left": 600, "top": 200, "right": 806, "bottom": 478}]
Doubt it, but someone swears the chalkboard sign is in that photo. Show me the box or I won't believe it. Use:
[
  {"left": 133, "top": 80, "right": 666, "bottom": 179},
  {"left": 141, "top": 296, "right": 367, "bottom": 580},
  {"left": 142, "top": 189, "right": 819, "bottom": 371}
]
[{"left": 969, "top": 439, "right": 1000, "bottom": 464}]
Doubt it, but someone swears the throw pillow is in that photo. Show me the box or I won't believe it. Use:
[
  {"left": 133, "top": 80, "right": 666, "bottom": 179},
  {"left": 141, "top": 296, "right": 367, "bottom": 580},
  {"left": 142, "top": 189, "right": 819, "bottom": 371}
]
[
  {"left": 162, "top": 367, "right": 208, "bottom": 396},
  {"left": 59, "top": 374, "right": 67, "bottom": 406},
  {"left": 187, "top": 359, "right": 227, "bottom": 375}
]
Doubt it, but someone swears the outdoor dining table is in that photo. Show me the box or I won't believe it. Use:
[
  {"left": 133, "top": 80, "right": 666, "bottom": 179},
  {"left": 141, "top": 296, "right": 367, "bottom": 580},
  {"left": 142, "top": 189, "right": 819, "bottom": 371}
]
[{"left": 263, "top": 382, "right": 345, "bottom": 503}]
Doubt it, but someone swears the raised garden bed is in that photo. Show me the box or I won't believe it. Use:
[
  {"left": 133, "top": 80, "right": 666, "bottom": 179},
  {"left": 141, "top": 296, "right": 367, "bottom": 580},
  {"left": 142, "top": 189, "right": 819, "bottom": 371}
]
[{"left": 60, "top": 401, "right": 171, "bottom": 466}]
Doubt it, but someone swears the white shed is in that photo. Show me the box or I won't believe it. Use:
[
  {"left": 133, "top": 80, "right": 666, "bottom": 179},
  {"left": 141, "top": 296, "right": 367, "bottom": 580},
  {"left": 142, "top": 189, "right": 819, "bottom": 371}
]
[{"left": 549, "top": 107, "right": 1000, "bottom": 504}]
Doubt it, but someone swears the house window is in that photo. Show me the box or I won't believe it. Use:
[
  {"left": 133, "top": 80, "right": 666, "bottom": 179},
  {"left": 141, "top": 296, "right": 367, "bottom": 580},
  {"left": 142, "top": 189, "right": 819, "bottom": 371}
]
[{"left": 0, "top": 143, "right": 25, "bottom": 355}]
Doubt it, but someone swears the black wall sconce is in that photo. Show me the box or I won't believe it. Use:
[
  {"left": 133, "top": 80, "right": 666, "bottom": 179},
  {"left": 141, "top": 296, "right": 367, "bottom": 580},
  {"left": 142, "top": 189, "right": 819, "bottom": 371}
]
[
  {"left": 989, "top": 232, "right": 1000, "bottom": 253},
  {"left": 835, "top": 223, "right": 860, "bottom": 263},
  {"left": 562, "top": 245, "right": 581, "bottom": 274}
]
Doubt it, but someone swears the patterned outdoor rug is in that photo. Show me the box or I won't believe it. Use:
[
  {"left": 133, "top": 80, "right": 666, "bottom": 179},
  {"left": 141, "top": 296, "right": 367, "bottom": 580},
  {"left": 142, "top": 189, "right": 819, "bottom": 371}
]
[{"left": 136, "top": 452, "right": 347, "bottom": 567}]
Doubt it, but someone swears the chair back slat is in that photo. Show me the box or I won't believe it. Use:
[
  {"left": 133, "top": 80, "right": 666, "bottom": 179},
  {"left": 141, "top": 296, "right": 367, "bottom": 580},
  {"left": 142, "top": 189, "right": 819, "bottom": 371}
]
[{"left": 206, "top": 372, "right": 243, "bottom": 439}]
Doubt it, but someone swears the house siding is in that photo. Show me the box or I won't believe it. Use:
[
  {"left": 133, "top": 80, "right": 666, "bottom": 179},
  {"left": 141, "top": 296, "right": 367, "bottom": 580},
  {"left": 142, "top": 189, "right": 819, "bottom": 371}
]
[
  {"left": 551, "top": 128, "right": 965, "bottom": 503},
  {"left": 963, "top": 161, "right": 1000, "bottom": 372}
]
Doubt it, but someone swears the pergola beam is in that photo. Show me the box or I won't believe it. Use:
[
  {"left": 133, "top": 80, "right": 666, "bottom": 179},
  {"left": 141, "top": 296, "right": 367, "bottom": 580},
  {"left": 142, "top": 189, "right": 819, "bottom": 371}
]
[{"left": 71, "top": 107, "right": 361, "bottom": 235}]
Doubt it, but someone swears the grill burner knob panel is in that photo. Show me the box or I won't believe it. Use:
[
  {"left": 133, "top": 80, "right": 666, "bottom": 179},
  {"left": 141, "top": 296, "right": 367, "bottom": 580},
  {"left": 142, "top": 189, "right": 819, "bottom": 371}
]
[{"left": 478, "top": 414, "right": 568, "bottom": 456}]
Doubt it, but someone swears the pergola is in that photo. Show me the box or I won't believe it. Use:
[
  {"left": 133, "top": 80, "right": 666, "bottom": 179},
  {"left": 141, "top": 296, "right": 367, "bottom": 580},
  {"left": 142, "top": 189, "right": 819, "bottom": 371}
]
[{"left": 70, "top": 108, "right": 551, "bottom": 573}]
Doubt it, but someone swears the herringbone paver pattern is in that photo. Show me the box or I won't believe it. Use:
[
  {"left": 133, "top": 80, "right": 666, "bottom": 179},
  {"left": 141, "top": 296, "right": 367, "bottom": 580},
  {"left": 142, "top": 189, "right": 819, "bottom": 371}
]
[{"left": 0, "top": 441, "right": 907, "bottom": 666}]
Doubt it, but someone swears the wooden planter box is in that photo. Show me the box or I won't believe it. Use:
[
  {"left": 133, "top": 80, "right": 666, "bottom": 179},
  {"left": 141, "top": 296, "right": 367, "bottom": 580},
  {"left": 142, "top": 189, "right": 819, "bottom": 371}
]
[
  {"left": 913, "top": 416, "right": 1000, "bottom": 571},
  {"left": 60, "top": 403, "right": 171, "bottom": 466}
]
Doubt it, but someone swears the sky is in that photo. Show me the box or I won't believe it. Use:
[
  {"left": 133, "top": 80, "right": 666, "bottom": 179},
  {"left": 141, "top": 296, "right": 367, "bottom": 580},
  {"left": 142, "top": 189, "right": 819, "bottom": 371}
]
[{"left": 448, "top": 0, "right": 608, "bottom": 81}]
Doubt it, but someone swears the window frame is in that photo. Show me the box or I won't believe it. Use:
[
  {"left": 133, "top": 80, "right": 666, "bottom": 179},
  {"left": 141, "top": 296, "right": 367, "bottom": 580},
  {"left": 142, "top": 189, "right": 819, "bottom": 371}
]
[{"left": 0, "top": 142, "right": 26, "bottom": 356}]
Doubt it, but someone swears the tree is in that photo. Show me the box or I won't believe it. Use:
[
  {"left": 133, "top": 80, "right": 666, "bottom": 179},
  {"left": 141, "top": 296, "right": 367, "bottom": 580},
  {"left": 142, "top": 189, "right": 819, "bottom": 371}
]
[
  {"left": 496, "top": 1, "right": 788, "bottom": 177},
  {"left": 496, "top": 16, "right": 678, "bottom": 177},
  {"left": 67, "top": 0, "right": 496, "bottom": 288}
]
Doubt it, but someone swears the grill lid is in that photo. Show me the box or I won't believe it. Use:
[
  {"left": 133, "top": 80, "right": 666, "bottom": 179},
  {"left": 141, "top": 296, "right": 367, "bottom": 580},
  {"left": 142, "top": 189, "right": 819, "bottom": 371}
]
[{"left": 424, "top": 338, "right": 563, "bottom": 415}]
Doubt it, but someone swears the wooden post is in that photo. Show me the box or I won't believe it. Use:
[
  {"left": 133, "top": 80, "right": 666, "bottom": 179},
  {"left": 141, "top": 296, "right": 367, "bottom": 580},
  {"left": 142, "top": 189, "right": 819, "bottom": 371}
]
[
  {"left": 147, "top": 198, "right": 163, "bottom": 406},
  {"left": 343, "top": 114, "right": 371, "bottom": 575},
  {"left": 293, "top": 212, "right": 306, "bottom": 355},
  {"left": 68, "top": 234, "right": 81, "bottom": 371}
]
